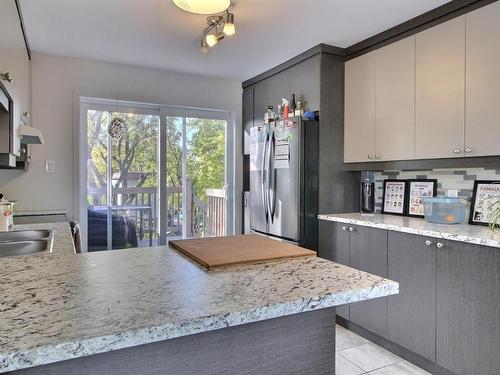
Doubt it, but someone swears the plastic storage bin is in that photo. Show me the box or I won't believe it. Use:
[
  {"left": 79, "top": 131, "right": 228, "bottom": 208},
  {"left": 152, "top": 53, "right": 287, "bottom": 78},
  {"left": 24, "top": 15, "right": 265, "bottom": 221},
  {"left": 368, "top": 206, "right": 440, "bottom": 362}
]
[{"left": 423, "top": 197, "right": 469, "bottom": 224}]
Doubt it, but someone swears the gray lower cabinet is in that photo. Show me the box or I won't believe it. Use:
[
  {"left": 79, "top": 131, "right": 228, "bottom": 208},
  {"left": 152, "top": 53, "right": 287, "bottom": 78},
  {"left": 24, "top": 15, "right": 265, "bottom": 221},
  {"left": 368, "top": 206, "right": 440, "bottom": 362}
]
[
  {"left": 318, "top": 221, "right": 350, "bottom": 319},
  {"left": 349, "top": 226, "right": 388, "bottom": 336},
  {"left": 436, "top": 240, "right": 500, "bottom": 375},
  {"left": 387, "top": 232, "right": 436, "bottom": 361}
]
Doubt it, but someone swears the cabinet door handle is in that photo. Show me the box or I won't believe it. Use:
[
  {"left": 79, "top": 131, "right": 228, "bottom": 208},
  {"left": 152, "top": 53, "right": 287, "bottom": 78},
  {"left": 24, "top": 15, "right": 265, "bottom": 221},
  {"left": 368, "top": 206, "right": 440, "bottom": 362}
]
[
  {"left": 375, "top": 154, "right": 380, "bottom": 159},
  {"left": 453, "top": 148, "right": 461, "bottom": 154},
  {"left": 436, "top": 242, "right": 444, "bottom": 249},
  {"left": 367, "top": 154, "right": 373, "bottom": 159},
  {"left": 342, "top": 226, "right": 347, "bottom": 231},
  {"left": 465, "top": 147, "right": 472, "bottom": 154},
  {"left": 425, "top": 240, "right": 433, "bottom": 246},
  {"left": 348, "top": 227, "right": 355, "bottom": 232}
]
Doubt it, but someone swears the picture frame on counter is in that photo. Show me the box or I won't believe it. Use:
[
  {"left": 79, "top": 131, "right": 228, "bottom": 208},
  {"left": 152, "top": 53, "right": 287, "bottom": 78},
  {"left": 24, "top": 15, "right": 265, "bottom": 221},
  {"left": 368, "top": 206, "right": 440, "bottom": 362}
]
[
  {"left": 469, "top": 180, "right": 500, "bottom": 227},
  {"left": 406, "top": 179, "right": 438, "bottom": 218},
  {"left": 382, "top": 180, "right": 408, "bottom": 216}
]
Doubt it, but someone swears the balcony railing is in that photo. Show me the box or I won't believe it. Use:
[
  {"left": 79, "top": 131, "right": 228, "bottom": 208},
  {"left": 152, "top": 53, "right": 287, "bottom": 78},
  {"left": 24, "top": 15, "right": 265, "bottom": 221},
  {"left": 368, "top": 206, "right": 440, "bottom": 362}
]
[{"left": 87, "top": 179, "right": 226, "bottom": 246}]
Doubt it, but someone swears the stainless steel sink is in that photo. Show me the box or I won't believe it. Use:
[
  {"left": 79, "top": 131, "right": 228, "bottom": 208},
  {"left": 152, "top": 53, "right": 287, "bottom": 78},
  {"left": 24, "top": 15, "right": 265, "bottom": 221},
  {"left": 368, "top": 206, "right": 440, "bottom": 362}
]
[
  {"left": 0, "top": 240, "right": 51, "bottom": 257},
  {"left": 0, "top": 229, "right": 52, "bottom": 242},
  {"left": 0, "top": 230, "right": 54, "bottom": 257}
]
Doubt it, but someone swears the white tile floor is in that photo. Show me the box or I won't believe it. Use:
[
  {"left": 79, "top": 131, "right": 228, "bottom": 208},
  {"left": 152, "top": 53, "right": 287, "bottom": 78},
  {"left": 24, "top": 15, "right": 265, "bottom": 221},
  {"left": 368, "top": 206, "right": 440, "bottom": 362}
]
[{"left": 336, "top": 325, "right": 431, "bottom": 375}]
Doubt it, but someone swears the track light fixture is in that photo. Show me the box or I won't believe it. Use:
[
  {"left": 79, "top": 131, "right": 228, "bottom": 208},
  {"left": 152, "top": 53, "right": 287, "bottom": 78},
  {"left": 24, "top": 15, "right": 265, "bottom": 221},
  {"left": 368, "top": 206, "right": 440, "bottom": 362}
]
[{"left": 200, "top": 10, "right": 236, "bottom": 53}]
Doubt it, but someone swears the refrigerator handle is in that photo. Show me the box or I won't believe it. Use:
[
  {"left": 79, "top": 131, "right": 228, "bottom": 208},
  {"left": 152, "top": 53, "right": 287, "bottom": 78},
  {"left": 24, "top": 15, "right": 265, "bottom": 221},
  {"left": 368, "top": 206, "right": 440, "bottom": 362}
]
[
  {"left": 268, "top": 131, "right": 276, "bottom": 221},
  {"left": 261, "top": 126, "right": 269, "bottom": 221}
]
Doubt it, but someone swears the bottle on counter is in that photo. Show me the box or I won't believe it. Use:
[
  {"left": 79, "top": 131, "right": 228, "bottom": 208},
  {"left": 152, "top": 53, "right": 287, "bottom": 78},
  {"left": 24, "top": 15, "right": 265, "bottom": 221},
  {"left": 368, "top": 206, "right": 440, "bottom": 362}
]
[
  {"left": 282, "top": 98, "right": 290, "bottom": 119},
  {"left": 290, "top": 93, "right": 297, "bottom": 116},
  {"left": 264, "top": 105, "right": 274, "bottom": 123}
]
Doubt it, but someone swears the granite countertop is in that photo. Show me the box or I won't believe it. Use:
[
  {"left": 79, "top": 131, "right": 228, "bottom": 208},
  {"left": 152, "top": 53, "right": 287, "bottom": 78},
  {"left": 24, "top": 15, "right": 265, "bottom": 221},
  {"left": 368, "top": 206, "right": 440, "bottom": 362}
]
[
  {"left": 0, "top": 232, "right": 398, "bottom": 373},
  {"left": 318, "top": 213, "right": 500, "bottom": 248}
]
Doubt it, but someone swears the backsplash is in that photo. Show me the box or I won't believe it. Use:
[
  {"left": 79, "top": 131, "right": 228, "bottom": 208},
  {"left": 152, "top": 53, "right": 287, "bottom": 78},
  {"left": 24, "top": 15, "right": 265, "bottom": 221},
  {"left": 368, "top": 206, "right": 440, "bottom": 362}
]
[{"left": 372, "top": 167, "right": 500, "bottom": 212}]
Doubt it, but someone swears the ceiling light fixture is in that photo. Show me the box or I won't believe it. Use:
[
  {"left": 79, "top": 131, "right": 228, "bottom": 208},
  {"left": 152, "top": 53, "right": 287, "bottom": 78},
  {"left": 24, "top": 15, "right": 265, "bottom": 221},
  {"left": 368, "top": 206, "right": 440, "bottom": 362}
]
[
  {"left": 200, "top": 10, "right": 236, "bottom": 53},
  {"left": 172, "top": 0, "right": 230, "bottom": 15}
]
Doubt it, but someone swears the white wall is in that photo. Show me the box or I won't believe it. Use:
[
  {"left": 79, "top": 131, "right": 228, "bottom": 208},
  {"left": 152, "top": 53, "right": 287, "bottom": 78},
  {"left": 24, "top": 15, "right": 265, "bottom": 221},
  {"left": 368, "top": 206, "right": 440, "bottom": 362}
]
[{"left": 0, "top": 52, "right": 243, "bottom": 232}]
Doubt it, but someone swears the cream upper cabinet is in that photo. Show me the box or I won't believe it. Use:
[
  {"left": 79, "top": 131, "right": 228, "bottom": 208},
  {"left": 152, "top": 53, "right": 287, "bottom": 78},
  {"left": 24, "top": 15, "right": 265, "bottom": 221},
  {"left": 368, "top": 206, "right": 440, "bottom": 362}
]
[
  {"left": 344, "top": 52, "right": 376, "bottom": 163},
  {"left": 415, "top": 16, "right": 465, "bottom": 159},
  {"left": 375, "top": 37, "right": 415, "bottom": 161},
  {"left": 465, "top": 1, "right": 500, "bottom": 157}
]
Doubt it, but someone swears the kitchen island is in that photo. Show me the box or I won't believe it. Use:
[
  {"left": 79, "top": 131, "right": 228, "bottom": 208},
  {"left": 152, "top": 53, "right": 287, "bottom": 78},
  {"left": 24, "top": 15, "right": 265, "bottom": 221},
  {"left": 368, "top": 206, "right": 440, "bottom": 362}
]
[{"left": 1, "top": 223, "right": 398, "bottom": 375}]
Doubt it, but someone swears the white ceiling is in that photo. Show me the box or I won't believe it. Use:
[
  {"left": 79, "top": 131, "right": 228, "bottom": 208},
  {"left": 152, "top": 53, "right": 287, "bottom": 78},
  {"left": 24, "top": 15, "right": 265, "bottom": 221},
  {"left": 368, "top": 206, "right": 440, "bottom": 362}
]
[{"left": 19, "top": 0, "right": 451, "bottom": 81}]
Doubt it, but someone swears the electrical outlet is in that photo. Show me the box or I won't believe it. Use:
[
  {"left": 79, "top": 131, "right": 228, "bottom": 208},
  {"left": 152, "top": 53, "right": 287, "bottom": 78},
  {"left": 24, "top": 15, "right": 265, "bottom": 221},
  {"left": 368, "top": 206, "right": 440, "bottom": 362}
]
[{"left": 45, "top": 160, "right": 55, "bottom": 173}]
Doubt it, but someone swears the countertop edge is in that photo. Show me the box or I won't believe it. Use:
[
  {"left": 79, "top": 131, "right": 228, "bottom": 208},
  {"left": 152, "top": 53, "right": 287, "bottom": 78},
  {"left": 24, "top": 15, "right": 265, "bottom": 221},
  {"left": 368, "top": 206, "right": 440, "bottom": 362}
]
[
  {"left": 0, "top": 281, "right": 398, "bottom": 373},
  {"left": 318, "top": 214, "right": 500, "bottom": 249}
]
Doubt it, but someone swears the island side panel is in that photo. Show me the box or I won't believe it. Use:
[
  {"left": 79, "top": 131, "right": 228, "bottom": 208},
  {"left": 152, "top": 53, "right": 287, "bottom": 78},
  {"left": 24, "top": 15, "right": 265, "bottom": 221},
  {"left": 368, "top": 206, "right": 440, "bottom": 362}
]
[{"left": 11, "top": 308, "right": 336, "bottom": 375}]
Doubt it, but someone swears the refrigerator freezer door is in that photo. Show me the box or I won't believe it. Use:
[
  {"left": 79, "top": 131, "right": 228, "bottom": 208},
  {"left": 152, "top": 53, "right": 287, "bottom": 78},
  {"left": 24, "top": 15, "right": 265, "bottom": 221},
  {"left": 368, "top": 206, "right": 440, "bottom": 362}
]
[
  {"left": 250, "top": 125, "right": 269, "bottom": 234},
  {"left": 267, "top": 124, "right": 300, "bottom": 241}
]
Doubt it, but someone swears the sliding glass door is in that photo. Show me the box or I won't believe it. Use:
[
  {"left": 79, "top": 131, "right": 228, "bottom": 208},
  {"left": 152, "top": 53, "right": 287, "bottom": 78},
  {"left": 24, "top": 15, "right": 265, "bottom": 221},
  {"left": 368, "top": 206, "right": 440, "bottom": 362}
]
[
  {"left": 80, "top": 99, "right": 233, "bottom": 251},
  {"left": 84, "top": 104, "right": 160, "bottom": 251},
  {"left": 164, "top": 112, "right": 233, "bottom": 240}
]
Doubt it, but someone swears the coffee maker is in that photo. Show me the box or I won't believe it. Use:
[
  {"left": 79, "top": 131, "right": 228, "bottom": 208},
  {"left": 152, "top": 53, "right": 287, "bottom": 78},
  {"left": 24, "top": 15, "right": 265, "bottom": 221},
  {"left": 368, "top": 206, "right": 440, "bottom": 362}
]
[{"left": 360, "top": 173, "right": 375, "bottom": 215}]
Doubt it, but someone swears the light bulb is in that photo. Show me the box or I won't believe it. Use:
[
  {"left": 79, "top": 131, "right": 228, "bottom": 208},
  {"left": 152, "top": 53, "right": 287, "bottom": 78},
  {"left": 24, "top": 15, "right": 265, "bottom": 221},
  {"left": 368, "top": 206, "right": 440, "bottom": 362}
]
[
  {"left": 223, "top": 13, "right": 235, "bottom": 36},
  {"left": 205, "top": 33, "right": 218, "bottom": 47},
  {"left": 223, "top": 22, "right": 235, "bottom": 36}
]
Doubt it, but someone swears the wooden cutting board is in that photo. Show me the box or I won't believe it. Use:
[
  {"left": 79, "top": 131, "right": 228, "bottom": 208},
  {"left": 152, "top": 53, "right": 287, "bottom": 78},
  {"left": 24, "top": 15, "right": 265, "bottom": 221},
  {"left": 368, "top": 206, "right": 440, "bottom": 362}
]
[{"left": 169, "top": 234, "right": 316, "bottom": 270}]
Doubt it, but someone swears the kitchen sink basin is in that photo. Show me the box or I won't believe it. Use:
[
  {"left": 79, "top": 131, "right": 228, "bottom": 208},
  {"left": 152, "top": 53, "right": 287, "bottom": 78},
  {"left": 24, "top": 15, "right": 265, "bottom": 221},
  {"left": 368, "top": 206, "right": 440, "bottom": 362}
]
[
  {"left": 0, "top": 230, "right": 54, "bottom": 257},
  {"left": 0, "top": 229, "right": 52, "bottom": 242},
  {"left": 0, "top": 240, "right": 52, "bottom": 257}
]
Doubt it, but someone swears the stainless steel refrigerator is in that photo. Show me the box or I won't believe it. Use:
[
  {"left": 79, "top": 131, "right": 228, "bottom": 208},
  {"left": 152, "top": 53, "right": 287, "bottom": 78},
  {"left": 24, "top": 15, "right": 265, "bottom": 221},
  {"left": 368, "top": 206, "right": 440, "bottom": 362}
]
[{"left": 250, "top": 116, "right": 318, "bottom": 250}]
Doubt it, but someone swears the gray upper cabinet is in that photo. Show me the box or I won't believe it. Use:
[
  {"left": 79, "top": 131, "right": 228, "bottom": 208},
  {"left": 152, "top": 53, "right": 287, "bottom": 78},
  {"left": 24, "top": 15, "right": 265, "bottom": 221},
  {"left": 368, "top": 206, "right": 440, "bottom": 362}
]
[
  {"left": 290, "top": 55, "right": 321, "bottom": 112},
  {"left": 415, "top": 16, "right": 465, "bottom": 160},
  {"left": 387, "top": 232, "right": 436, "bottom": 361},
  {"left": 436, "top": 240, "right": 500, "bottom": 375},
  {"left": 0, "top": 0, "right": 30, "bottom": 158},
  {"left": 245, "top": 55, "right": 322, "bottom": 154},
  {"left": 252, "top": 70, "right": 291, "bottom": 125},
  {"left": 242, "top": 87, "right": 253, "bottom": 155},
  {"left": 465, "top": 1, "right": 500, "bottom": 157},
  {"left": 318, "top": 221, "right": 350, "bottom": 320},
  {"left": 349, "top": 225, "right": 388, "bottom": 336}
]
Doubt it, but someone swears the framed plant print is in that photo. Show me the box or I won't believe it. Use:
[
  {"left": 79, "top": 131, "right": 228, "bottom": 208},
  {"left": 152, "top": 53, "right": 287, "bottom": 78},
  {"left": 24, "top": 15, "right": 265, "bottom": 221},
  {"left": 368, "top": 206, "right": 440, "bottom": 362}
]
[
  {"left": 469, "top": 180, "right": 500, "bottom": 227},
  {"left": 382, "top": 180, "right": 408, "bottom": 216},
  {"left": 406, "top": 179, "right": 438, "bottom": 218}
]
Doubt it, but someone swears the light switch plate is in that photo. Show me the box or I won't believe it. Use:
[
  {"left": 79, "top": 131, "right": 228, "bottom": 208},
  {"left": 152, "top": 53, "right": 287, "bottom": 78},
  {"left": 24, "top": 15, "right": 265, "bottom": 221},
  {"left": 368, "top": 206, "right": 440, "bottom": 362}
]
[{"left": 45, "top": 160, "right": 55, "bottom": 173}]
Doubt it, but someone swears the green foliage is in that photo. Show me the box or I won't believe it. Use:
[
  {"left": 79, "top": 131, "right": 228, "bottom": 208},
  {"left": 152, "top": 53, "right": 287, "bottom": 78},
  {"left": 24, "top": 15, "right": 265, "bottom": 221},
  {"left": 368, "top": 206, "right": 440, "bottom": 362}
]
[
  {"left": 87, "top": 111, "right": 225, "bottom": 207},
  {"left": 187, "top": 118, "right": 225, "bottom": 200}
]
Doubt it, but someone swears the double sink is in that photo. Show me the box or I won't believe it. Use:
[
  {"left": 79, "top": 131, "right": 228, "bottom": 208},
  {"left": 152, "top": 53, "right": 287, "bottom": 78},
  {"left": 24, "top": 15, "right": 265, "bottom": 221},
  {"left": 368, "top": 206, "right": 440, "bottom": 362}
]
[{"left": 0, "top": 230, "right": 54, "bottom": 257}]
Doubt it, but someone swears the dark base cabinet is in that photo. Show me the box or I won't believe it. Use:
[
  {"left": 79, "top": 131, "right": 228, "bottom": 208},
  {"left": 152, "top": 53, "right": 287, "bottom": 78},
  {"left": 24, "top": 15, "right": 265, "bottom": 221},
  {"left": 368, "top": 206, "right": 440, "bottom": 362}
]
[
  {"left": 319, "top": 221, "right": 500, "bottom": 375},
  {"left": 387, "top": 232, "right": 436, "bottom": 362},
  {"left": 436, "top": 241, "right": 500, "bottom": 375},
  {"left": 319, "top": 222, "right": 388, "bottom": 331},
  {"left": 349, "top": 226, "right": 388, "bottom": 337},
  {"left": 318, "top": 221, "right": 350, "bottom": 319}
]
